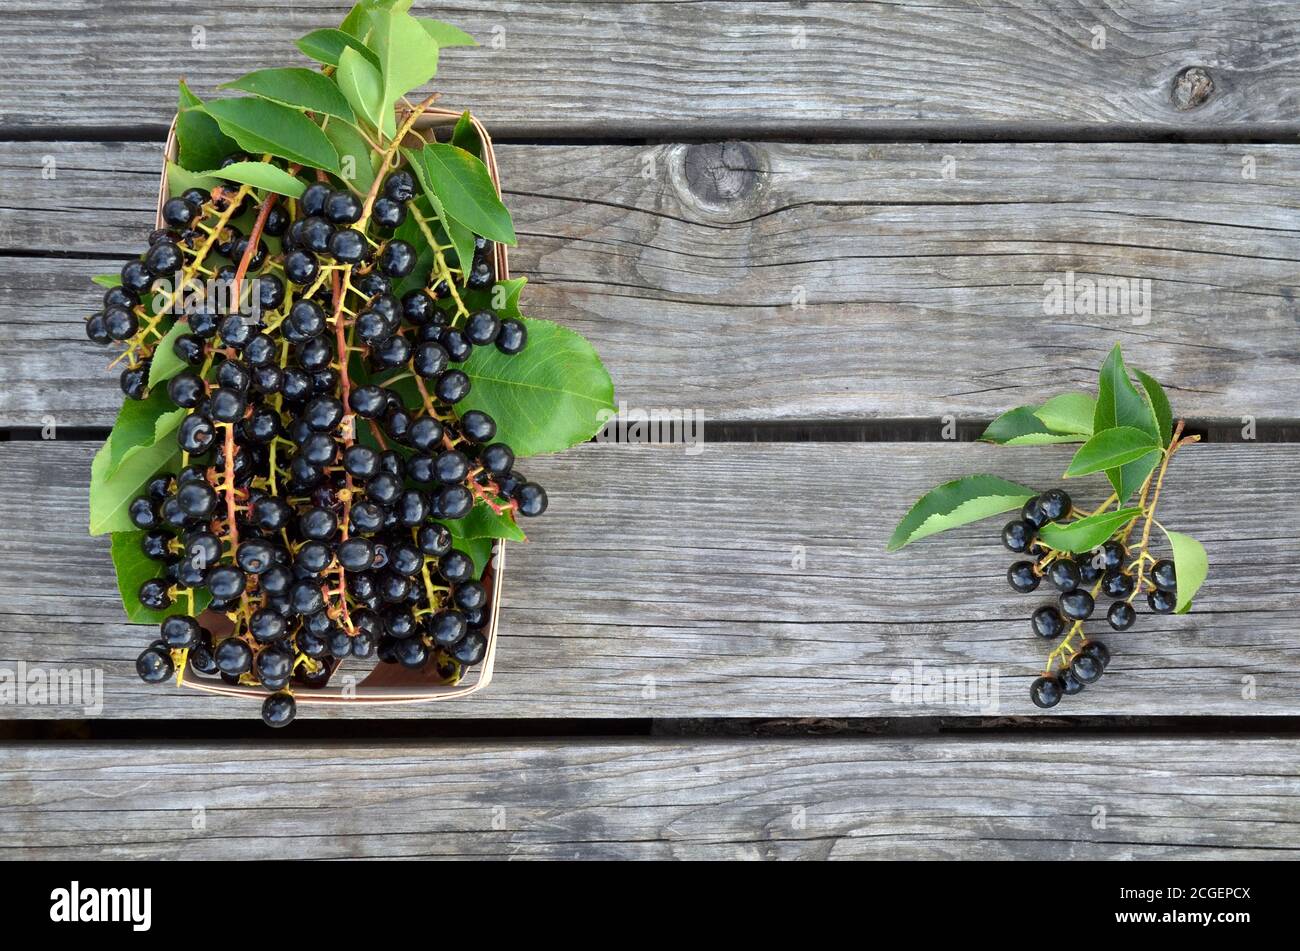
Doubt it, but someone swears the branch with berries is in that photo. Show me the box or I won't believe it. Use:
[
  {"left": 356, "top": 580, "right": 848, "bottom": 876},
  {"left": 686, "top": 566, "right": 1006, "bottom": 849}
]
[
  {"left": 85, "top": 2, "right": 615, "bottom": 728},
  {"left": 888, "top": 344, "right": 1208, "bottom": 710}
]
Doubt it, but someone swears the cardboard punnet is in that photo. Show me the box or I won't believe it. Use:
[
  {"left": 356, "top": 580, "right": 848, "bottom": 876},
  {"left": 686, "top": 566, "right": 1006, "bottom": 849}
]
[{"left": 157, "top": 108, "right": 508, "bottom": 705}]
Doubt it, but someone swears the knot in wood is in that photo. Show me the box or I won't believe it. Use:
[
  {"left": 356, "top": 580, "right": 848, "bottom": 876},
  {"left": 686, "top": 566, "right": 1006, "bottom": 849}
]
[
  {"left": 1171, "top": 67, "right": 1214, "bottom": 110},
  {"left": 682, "top": 142, "right": 760, "bottom": 204}
]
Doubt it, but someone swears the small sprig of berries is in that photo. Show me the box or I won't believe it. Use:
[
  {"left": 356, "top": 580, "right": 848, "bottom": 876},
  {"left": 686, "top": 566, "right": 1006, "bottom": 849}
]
[
  {"left": 1001, "top": 419, "right": 1199, "bottom": 708},
  {"left": 888, "top": 346, "right": 1208, "bottom": 711}
]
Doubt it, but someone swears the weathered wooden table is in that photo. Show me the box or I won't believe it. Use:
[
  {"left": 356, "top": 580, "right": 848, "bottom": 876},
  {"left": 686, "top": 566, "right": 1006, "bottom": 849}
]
[{"left": 1, "top": 1, "right": 1298, "bottom": 859}]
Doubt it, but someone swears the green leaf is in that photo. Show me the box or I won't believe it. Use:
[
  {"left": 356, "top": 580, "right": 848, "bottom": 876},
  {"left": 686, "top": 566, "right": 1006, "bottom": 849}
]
[
  {"left": 195, "top": 160, "right": 306, "bottom": 198},
  {"left": 296, "top": 28, "right": 382, "bottom": 70},
  {"left": 221, "top": 68, "right": 355, "bottom": 122},
  {"left": 336, "top": 46, "right": 393, "bottom": 138},
  {"left": 419, "top": 18, "right": 478, "bottom": 48},
  {"left": 148, "top": 319, "right": 193, "bottom": 388},
  {"left": 401, "top": 147, "right": 475, "bottom": 271},
  {"left": 89, "top": 434, "right": 181, "bottom": 536},
  {"left": 105, "top": 387, "right": 186, "bottom": 478},
  {"left": 176, "top": 81, "right": 239, "bottom": 173},
  {"left": 339, "top": 0, "right": 411, "bottom": 38},
  {"left": 1065, "top": 427, "right": 1161, "bottom": 477},
  {"left": 450, "top": 501, "right": 525, "bottom": 544},
  {"left": 1034, "top": 392, "right": 1095, "bottom": 436},
  {"left": 371, "top": 9, "right": 441, "bottom": 115},
  {"left": 413, "top": 142, "right": 516, "bottom": 245},
  {"left": 1134, "top": 369, "right": 1174, "bottom": 448},
  {"left": 1037, "top": 508, "right": 1142, "bottom": 554},
  {"left": 455, "top": 317, "right": 614, "bottom": 457},
  {"left": 450, "top": 110, "right": 481, "bottom": 157},
  {"left": 980, "top": 406, "right": 1086, "bottom": 445},
  {"left": 1094, "top": 344, "right": 1161, "bottom": 501},
  {"left": 887, "top": 474, "right": 1039, "bottom": 552},
  {"left": 110, "top": 532, "right": 211, "bottom": 624},
  {"left": 203, "top": 97, "right": 340, "bottom": 173},
  {"left": 1163, "top": 528, "right": 1208, "bottom": 614},
  {"left": 166, "top": 161, "right": 221, "bottom": 198},
  {"left": 92, "top": 274, "right": 122, "bottom": 289},
  {"left": 322, "top": 118, "right": 378, "bottom": 192}
]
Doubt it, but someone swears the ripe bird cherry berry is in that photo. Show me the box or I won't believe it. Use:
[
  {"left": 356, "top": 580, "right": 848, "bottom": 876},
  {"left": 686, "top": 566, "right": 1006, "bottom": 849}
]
[
  {"left": 1101, "top": 569, "right": 1135, "bottom": 599},
  {"left": 1001, "top": 520, "right": 1036, "bottom": 553},
  {"left": 1007, "top": 561, "right": 1040, "bottom": 593},
  {"left": 1069, "top": 652, "right": 1103, "bottom": 685},
  {"left": 496, "top": 319, "right": 527, "bottom": 354},
  {"left": 1148, "top": 588, "right": 1177, "bottom": 614},
  {"left": 1107, "top": 601, "right": 1136, "bottom": 630},
  {"left": 1047, "top": 558, "right": 1080, "bottom": 592},
  {"left": 1059, "top": 589, "right": 1095, "bottom": 621},
  {"left": 1030, "top": 675, "right": 1062, "bottom": 708},
  {"left": 1151, "top": 559, "right": 1177, "bottom": 592},
  {"left": 1031, "top": 605, "right": 1065, "bottom": 639},
  {"left": 1038, "top": 489, "right": 1071, "bottom": 522},
  {"left": 136, "top": 646, "right": 174, "bottom": 684}
]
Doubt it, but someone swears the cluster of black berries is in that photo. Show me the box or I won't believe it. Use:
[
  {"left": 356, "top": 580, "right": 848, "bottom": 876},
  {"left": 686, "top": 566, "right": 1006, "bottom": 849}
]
[
  {"left": 1000, "top": 489, "right": 1178, "bottom": 708},
  {"left": 93, "top": 156, "right": 544, "bottom": 727}
]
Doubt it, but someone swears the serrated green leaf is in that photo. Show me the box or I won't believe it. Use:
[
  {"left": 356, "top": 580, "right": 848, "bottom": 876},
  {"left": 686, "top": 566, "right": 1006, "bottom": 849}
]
[
  {"left": 166, "top": 161, "right": 221, "bottom": 198},
  {"left": 411, "top": 143, "right": 515, "bottom": 245},
  {"left": 1163, "top": 528, "right": 1208, "bottom": 613},
  {"left": 176, "top": 80, "right": 239, "bottom": 173},
  {"left": 92, "top": 274, "right": 122, "bottom": 289},
  {"left": 1134, "top": 368, "right": 1174, "bottom": 448},
  {"left": 1034, "top": 392, "right": 1095, "bottom": 436},
  {"left": 887, "top": 474, "right": 1039, "bottom": 552},
  {"left": 323, "top": 119, "right": 378, "bottom": 192},
  {"left": 336, "top": 46, "right": 393, "bottom": 138},
  {"left": 1115, "top": 451, "right": 1160, "bottom": 507},
  {"left": 1094, "top": 344, "right": 1160, "bottom": 501},
  {"left": 454, "top": 317, "right": 614, "bottom": 457},
  {"left": 419, "top": 18, "right": 477, "bottom": 48},
  {"left": 110, "top": 532, "right": 211, "bottom": 624},
  {"left": 371, "top": 9, "right": 441, "bottom": 116},
  {"left": 450, "top": 110, "right": 481, "bottom": 157},
  {"left": 1037, "top": 508, "right": 1142, "bottom": 554},
  {"left": 296, "top": 28, "right": 382, "bottom": 69},
  {"left": 203, "top": 97, "right": 340, "bottom": 173},
  {"left": 221, "top": 68, "right": 355, "bottom": 122},
  {"left": 105, "top": 387, "right": 186, "bottom": 478},
  {"left": 196, "top": 160, "right": 306, "bottom": 198},
  {"left": 89, "top": 434, "right": 181, "bottom": 536},
  {"left": 401, "top": 147, "right": 474, "bottom": 272},
  {"left": 1065, "top": 427, "right": 1161, "bottom": 477},
  {"left": 980, "top": 406, "right": 1086, "bottom": 445}
]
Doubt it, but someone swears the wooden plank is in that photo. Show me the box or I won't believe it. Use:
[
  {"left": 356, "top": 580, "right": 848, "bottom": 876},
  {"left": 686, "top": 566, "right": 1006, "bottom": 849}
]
[
  {"left": 2, "top": 440, "right": 1297, "bottom": 720},
  {"left": 3, "top": 2, "right": 1299, "bottom": 133},
  {"left": 3, "top": 140, "right": 1300, "bottom": 427},
  {"left": 2, "top": 737, "right": 1296, "bottom": 858}
]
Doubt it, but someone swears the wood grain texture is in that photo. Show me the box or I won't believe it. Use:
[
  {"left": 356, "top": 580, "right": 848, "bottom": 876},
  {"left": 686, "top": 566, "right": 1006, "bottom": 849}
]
[
  {"left": 3, "top": 140, "right": 1299, "bottom": 427},
  {"left": 3, "top": 2, "right": 1300, "bottom": 133},
  {"left": 2, "top": 737, "right": 1296, "bottom": 859},
  {"left": 1, "top": 441, "right": 1296, "bottom": 720}
]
